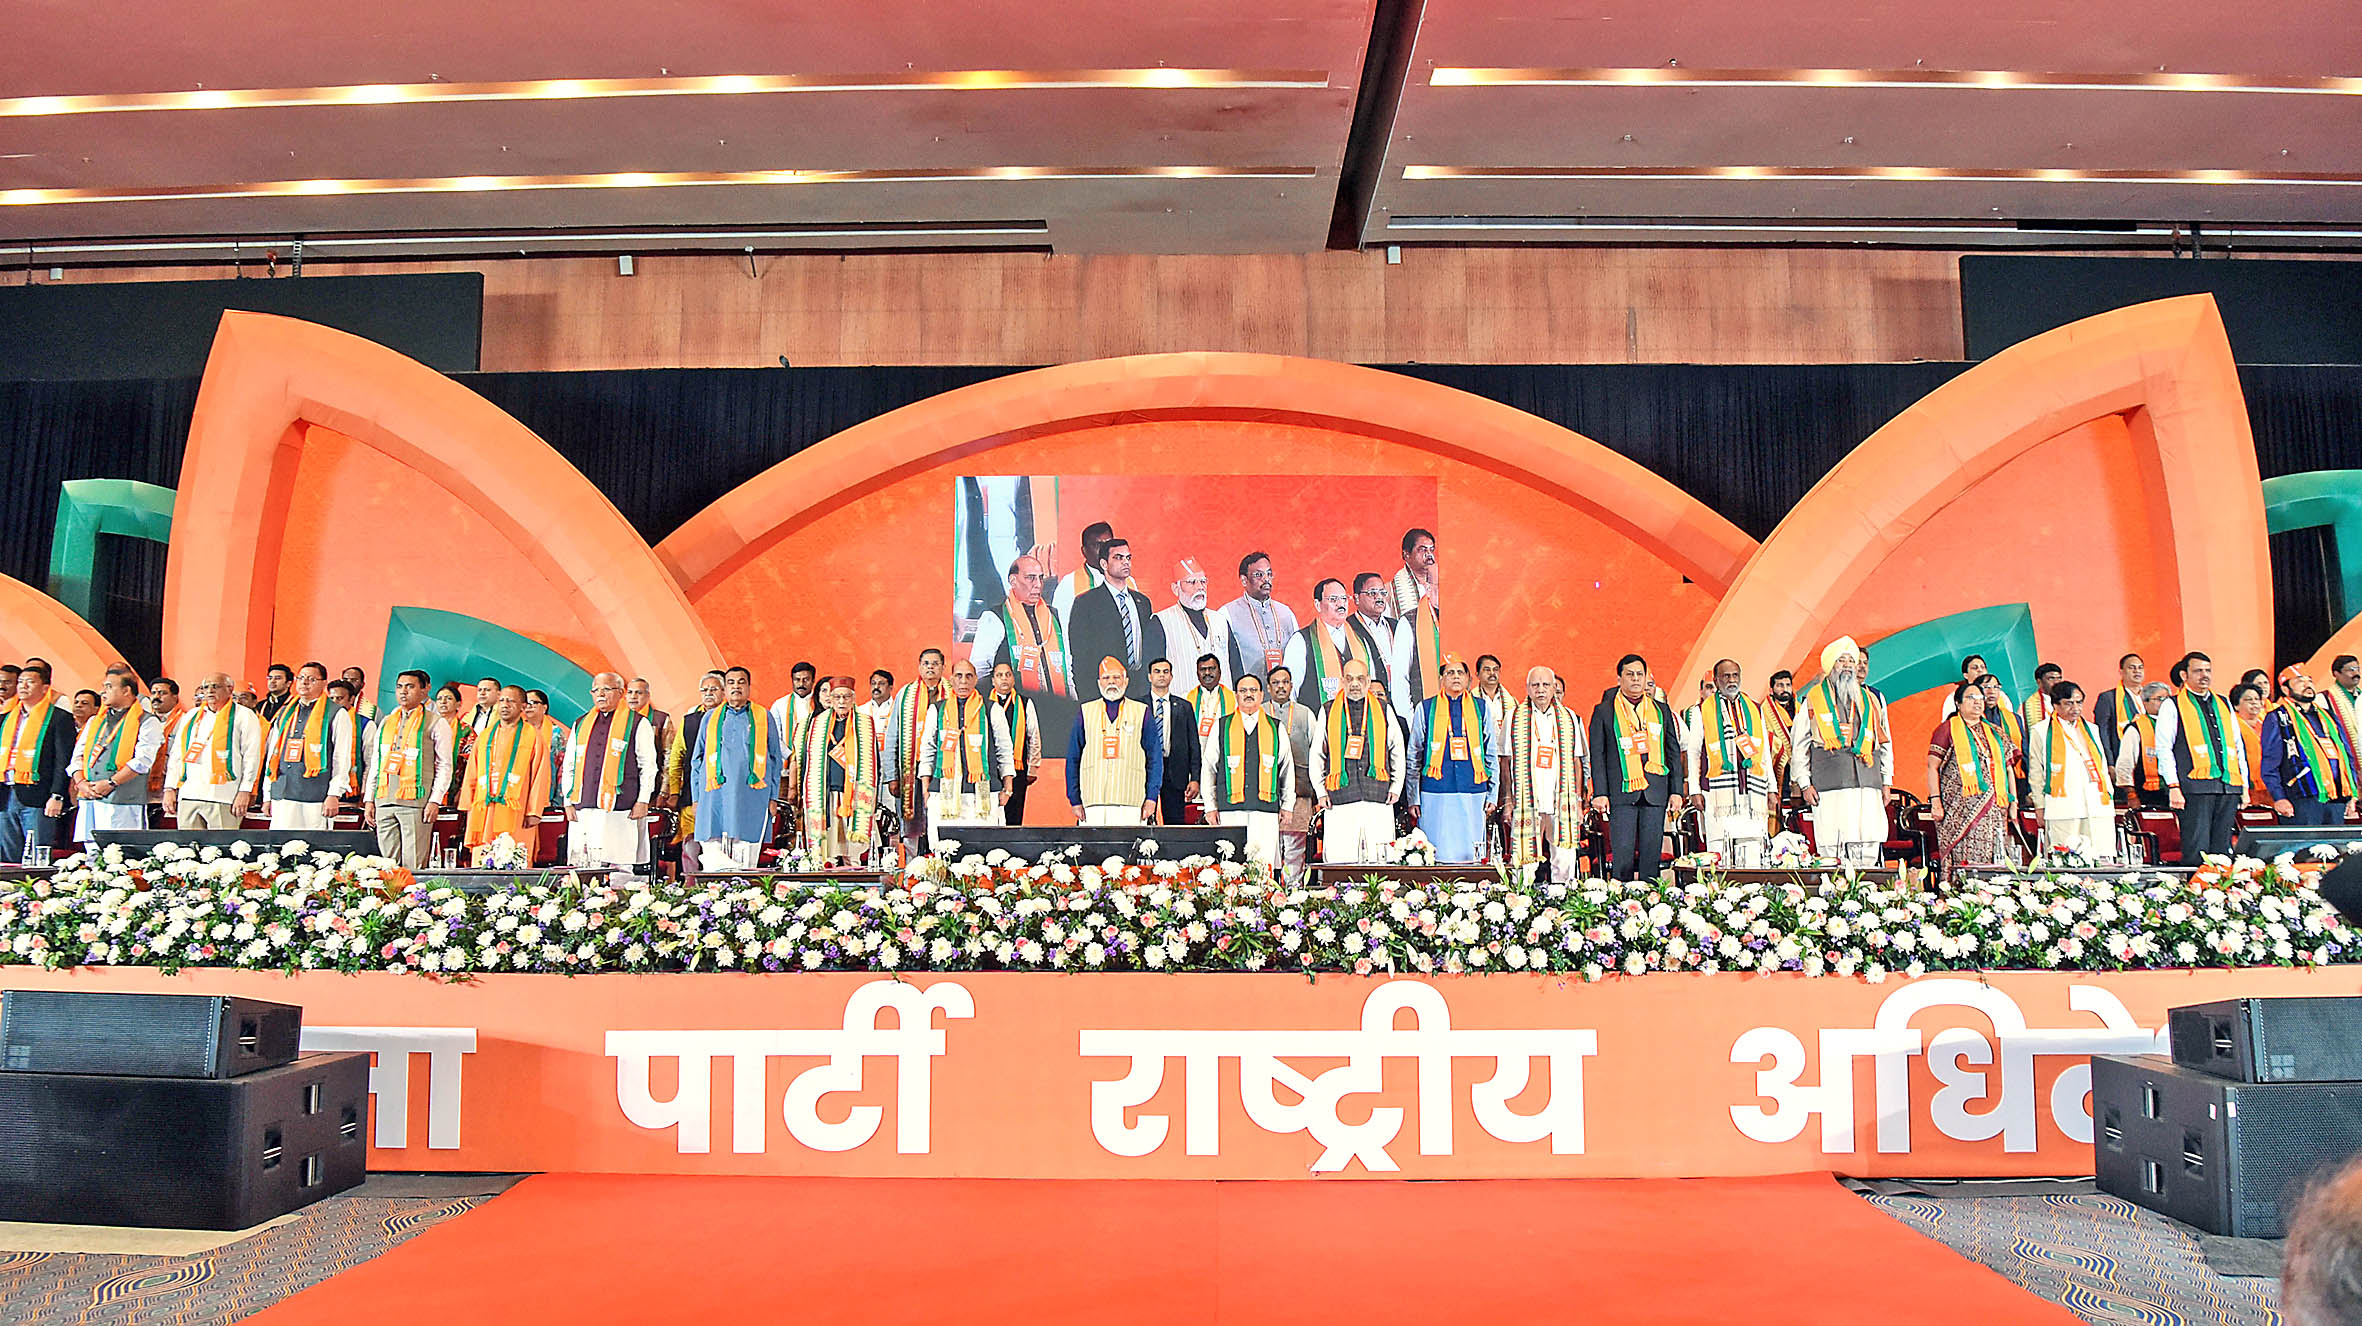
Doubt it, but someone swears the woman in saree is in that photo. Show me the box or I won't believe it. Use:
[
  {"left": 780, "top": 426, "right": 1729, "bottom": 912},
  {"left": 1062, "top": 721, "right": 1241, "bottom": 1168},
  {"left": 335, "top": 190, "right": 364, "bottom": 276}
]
[{"left": 1926, "top": 678, "right": 2021, "bottom": 881}]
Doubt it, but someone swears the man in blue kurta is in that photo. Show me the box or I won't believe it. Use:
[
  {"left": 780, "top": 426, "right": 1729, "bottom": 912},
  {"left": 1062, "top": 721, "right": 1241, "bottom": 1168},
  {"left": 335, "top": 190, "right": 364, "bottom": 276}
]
[
  {"left": 689, "top": 666, "right": 784, "bottom": 866},
  {"left": 1406, "top": 655, "right": 1495, "bottom": 863}
]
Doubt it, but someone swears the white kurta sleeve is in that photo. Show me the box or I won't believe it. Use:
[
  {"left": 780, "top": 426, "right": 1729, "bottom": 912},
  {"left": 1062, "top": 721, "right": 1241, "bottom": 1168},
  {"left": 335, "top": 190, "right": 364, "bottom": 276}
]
[
  {"left": 632, "top": 715, "right": 659, "bottom": 804},
  {"left": 989, "top": 708, "right": 1015, "bottom": 782},
  {"left": 2153, "top": 704, "right": 2183, "bottom": 786},
  {"left": 1788, "top": 707, "right": 1817, "bottom": 785},
  {"left": 1281, "top": 634, "right": 1309, "bottom": 697},
  {"left": 66, "top": 722, "right": 95, "bottom": 779},
  {"left": 330, "top": 709, "right": 357, "bottom": 793},
  {"left": 429, "top": 718, "right": 456, "bottom": 806},
  {"left": 1386, "top": 715, "right": 1406, "bottom": 802},
  {"left": 1306, "top": 721, "right": 1329, "bottom": 797},
  {"left": 968, "top": 613, "right": 1006, "bottom": 678},
  {"left": 1680, "top": 705, "right": 1706, "bottom": 796},
  {"left": 917, "top": 708, "right": 944, "bottom": 784},
  {"left": 1278, "top": 725, "right": 1298, "bottom": 815}
]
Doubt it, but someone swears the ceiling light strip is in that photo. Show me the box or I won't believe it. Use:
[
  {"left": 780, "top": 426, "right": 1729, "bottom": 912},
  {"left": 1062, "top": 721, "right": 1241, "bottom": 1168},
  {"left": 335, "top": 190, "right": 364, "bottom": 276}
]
[
  {"left": 1402, "top": 165, "right": 2362, "bottom": 186},
  {"left": 0, "top": 69, "right": 1331, "bottom": 118},
  {"left": 0, "top": 165, "right": 1315, "bottom": 207},
  {"left": 1429, "top": 67, "right": 2362, "bottom": 97}
]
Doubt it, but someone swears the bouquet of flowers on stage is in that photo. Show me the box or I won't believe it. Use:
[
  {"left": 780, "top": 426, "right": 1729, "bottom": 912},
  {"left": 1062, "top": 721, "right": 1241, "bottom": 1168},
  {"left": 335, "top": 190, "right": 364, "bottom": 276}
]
[
  {"left": 1766, "top": 832, "right": 1818, "bottom": 868},
  {"left": 2040, "top": 844, "right": 2102, "bottom": 871},
  {"left": 479, "top": 834, "right": 532, "bottom": 870},
  {"left": 1383, "top": 831, "right": 1437, "bottom": 867}
]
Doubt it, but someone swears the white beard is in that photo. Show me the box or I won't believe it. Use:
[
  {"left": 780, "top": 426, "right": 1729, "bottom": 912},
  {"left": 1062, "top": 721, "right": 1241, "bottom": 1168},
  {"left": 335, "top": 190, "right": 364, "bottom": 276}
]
[
  {"left": 1099, "top": 684, "right": 1126, "bottom": 701},
  {"left": 1834, "top": 672, "right": 1863, "bottom": 709}
]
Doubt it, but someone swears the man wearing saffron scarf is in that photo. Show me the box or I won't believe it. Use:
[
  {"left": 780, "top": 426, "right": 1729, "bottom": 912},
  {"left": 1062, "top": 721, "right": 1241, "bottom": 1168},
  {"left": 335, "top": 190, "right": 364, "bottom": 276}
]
[
  {"left": 466, "top": 676, "right": 501, "bottom": 744},
  {"left": 164, "top": 673, "right": 264, "bottom": 831},
  {"left": 2112, "top": 682, "right": 2174, "bottom": 809},
  {"left": 67, "top": 667, "right": 162, "bottom": 844},
  {"left": 2029, "top": 682, "right": 2117, "bottom": 860},
  {"left": 2091, "top": 653, "right": 2146, "bottom": 770},
  {"left": 1183, "top": 653, "right": 1237, "bottom": 753},
  {"left": 1405, "top": 655, "right": 1493, "bottom": 864},
  {"left": 1156, "top": 560, "right": 1235, "bottom": 691},
  {"left": 794, "top": 677, "right": 884, "bottom": 864},
  {"left": 2325, "top": 655, "right": 2362, "bottom": 752},
  {"left": 767, "top": 662, "right": 821, "bottom": 772},
  {"left": 522, "top": 691, "right": 568, "bottom": 815},
  {"left": 2020, "top": 662, "right": 2064, "bottom": 736},
  {"left": 1683, "top": 658, "right": 1779, "bottom": 866},
  {"left": 1499, "top": 665, "right": 1586, "bottom": 880},
  {"left": 689, "top": 666, "right": 782, "bottom": 866},
  {"left": 987, "top": 662, "right": 1041, "bottom": 825},
  {"left": 1284, "top": 578, "right": 1374, "bottom": 708},
  {"left": 1348, "top": 573, "right": 1412, "bottom": 708},
  {"left": 972, "top": 555, "right": 1074, "bottom": 711},
  {"left": 0, "top": 663, "right": 73, "bottom": 860},
  {"left": 1307, "top": 659, "right": 1404, "bottom": 864},
  {"left": 1788, "top": 636, "right": 1893, "bottom": 866},
  {"left": 258, "top": 663, "right": 295, "bottom": 724},
  {"left": 1066, "top": 657, "right": 1162, "bottom": 826},
  {"left": 883, "top": 649, "right": 951, "bottom": 860},
  {"left": 143, "top": 676, "right": 188, "bottom": 814},
  {"left": 362, "top": 669, "right": 454, "bottom": 867},
  {"left": 565, "top": 672, "right": 658, "bottom": 871},
  {"left": 1390, "top": 529, "right": 1446, "bottom": 718},
  {"left": 919, "top": 660, "right": 1015, "bottom": 850},
  {"left": 626, "top": 676, "right": 671, "bottom": 778},
  {"left": 1221, "top": 551, "right": 1300, "bottom": 685},
  {"left": 261, "top": 662, "right": 357, "bottom": 831},
  {"left": 1200, "top": 672, "right": 1295, "bottom": 867},
  {"left": 1590, "top": 654, "right": 1682, "bottom": 881},
  {"left": 2262, "top": 666, "right": 2358, "bottom": 828},
  {"left": 2153, "top": 651, "right": 2245, "bottom": 862},
  {"left": 462, "top": 685, "right": 551, "bottom": 861}
]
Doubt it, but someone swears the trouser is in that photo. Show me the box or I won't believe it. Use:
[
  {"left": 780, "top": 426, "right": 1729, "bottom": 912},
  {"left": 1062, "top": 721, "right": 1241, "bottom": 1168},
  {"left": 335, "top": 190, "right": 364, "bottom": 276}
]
[
  {"left": 2042, "top": 811, "right": 2116, "bottom": 860},
  {"left": 0, "top": 787, "right": 57, "bottom": 863},
  {"left": 2133, "top": 786, "right": 2171, "bottom": 811},
  {"left": 1082, "top": 804, "right": 1144, "bottom": 827},
  {"left": 1606, "top": 798, "right": 1668, "bottom": 881},
  {"left": 1216, "top": 809, "right": 1281, "bottom": 867},
  {"left": 1810, "top": 787, "right": 1886, "bottom": 865},
  {"left": 2176, "top": 787, "right": 2237, "bottom": 862},
  {"left": 375, "top": 802, "right": 431, "bottom": 867},
  {"left": 928, "top": 786, "right": 1004, "bottom": 850},
  {"left": 1701, "top": 788, "right": 1770, "bottom": 865},
  {"left": 269, "top": 801, "right": 328, "bottom": 830},
  {"left": 2285, "top": 797, "right": 2349, "bottom": 828},
  {"left": 1159, "top": 784, "right": 1193, "bottom": 826},
  {"left": 898, "top": 790, "right": 927, "bottom": 860},
  {"left": 1322, "top": 801, "right": 1394, "bottom": 863},
  {"left": 1006, "top": 774, "right": 1030, "bottom": 826},
  {"left": 178, "top": 798, "right": 241, "bottom": 831}
]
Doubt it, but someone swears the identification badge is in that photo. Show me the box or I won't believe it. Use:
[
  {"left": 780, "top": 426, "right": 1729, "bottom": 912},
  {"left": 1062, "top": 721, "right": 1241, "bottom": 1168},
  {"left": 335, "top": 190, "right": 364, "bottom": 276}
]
[
  {"left": 1264, "top": 647, "right": 1283, "bottom": 669},
  {"left": 1536, "top": 745, "right": 1555, "bottom": 770},
  {"left": 1018, "top": 645, "right": 1040, "bottom": 670},
  {"left": 1200, "top": 714, "right": 1216, "bottom": 739},
  {"left": 1626, "top": 736, "right": 1646, "bottom": 752},
  {"left": 1449, "top": 736, "right": 1469, "bottom": 762},
  {"left": 1344, "top": 734, "right": 1365, "bottom": 762},
  {"left": 1737, "top": 737, "right": 1757, "bottom": 759},
  {"left": 1101, "top": 731, "right": 1121, "bottom": 760}
]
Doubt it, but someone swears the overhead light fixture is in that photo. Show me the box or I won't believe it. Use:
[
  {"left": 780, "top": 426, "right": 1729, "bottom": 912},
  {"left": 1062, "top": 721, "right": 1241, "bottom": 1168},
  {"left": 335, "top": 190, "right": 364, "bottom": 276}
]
[
  {"left": 8, "top": 223, "right": 1057, "bottom": 262},
  {"left": 1381, "top": 216, "right": 2362, "bottom": 245},
  {"left": 0, "top": 69, "right": 1331, "bottom": 119},
  {"left": 1401, "top": 165, "right": 2362, "bottom": 187},
  {"left": 1428, "top": 66, "right": 2362, "bottom": 98},
  {"left": 0, "top": 165, "right": 1315, "bottom": 208}
]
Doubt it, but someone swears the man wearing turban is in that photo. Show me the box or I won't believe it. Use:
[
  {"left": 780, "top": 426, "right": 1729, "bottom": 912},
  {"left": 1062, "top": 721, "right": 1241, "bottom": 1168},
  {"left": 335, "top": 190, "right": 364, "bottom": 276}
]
[{"left": 1787, "top": 636, "right": 1894, "bottom": 866}]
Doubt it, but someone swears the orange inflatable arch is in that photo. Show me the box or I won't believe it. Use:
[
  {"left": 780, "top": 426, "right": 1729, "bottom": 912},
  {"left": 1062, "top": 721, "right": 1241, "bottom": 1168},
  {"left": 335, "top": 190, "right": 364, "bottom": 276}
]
[
  {"left": 165, "top": 313, "right": 724, "bottom": 701},
  {"left": 657, "top": 353, "right": 1760, "bottom": 601},
  {"left": 0, "top": 571, "right": 139, "bottom": 693},
  {"left": 1677, "top": 296, "right": 2271, "bottom": 687}
]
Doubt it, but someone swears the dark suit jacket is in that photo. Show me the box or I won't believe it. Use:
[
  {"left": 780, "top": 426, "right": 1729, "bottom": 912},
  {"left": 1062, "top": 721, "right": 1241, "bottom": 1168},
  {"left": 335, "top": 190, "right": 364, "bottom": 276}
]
[
  {"left": 1147, "top": 693, "right": 1200, "bottom": 794},
  {"left": 1068, "top": 583, "right": 1167, "bottom": 702},
  {"left": 1590, "top": 693, "right": 1677, "bottom": 806},
  {"left": 1, "top": 702, "right": 77, "bottom": 807}
]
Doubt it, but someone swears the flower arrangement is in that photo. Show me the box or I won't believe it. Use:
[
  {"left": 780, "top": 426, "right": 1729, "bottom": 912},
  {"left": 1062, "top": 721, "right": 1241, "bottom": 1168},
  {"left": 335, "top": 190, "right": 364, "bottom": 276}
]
[
  {"left": 2040, "top": 844, "right": 2102, "bottom": 870},
  {"left": 477, "top": 834, "right": 532, "bottom": 870},
  {"left": 1384, "top": 831, "right": 1438, "bottom": 867},
  {"left": 0, "top": 842, "right": 2354, "bottom": 981}
]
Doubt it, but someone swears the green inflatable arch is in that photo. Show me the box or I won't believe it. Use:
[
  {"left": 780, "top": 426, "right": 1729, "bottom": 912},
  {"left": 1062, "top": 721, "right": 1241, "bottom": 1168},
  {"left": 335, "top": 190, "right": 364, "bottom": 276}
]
[
  {"left": 48, "top": 479, "right": 176, "bottom": 620},
  {"left": 1857, "top": 603, "right": 2042, "bottom": 705},
  {"left": 2262, "top": 470, "right": 2362, "bottom": 625},
  {"left": 376, "top": 606, "right": 595, "bottom": 727}
]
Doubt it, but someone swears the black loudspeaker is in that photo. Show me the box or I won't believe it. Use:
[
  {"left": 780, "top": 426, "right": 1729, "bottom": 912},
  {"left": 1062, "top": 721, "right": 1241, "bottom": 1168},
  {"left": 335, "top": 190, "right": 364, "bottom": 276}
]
[
  {"left": 2170, "top": 997, "right": 2362, "bottom": 1083},
  {"left": 2093, "top": 1053, "right": 2362, "bottom": 1237},
  {"left": 1, "top": 990, "right": 300, "bottom": 1078},
  {"left": 2320, "top": 852, "right": 2362, "bottom": 930},
  {"left": 0, "top": 1051, "right": 368, "bottom": 1228}
]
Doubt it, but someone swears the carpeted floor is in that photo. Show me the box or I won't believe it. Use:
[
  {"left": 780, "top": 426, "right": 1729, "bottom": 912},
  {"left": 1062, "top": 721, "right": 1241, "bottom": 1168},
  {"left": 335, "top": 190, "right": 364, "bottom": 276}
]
[
  {"left": 235, "top": 1172, "right": 2078, "bottom": 1326},
  {"left": 0, "top": 1190, "right": 487, "bottom": 1326},
  {"left": 1871, "top": 1190, "right": 2285, "bottom": 1326}
]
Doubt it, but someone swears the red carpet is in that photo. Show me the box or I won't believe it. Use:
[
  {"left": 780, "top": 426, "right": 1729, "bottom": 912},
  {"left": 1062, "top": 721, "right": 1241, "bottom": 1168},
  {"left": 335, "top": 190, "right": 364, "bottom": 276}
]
[{"left": 245, "top": 1173, "right": 2077, "bottom": 1325}]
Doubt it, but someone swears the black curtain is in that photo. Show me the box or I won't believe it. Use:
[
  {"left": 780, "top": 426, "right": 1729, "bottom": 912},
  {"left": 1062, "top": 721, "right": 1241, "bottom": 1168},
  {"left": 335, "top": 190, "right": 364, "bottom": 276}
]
[{"left": 1, "top": 361, "right": 2356, "bottom": 676}]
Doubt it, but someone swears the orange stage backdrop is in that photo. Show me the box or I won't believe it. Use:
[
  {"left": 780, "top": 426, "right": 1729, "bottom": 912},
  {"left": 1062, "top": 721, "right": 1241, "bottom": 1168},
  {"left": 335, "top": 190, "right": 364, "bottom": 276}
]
[
  {"left": 95, "top": 295, "right": 2273, "bottom": 801},
  {"left": 6, "top": 965, "right": 2349, "bottom": 1180}
]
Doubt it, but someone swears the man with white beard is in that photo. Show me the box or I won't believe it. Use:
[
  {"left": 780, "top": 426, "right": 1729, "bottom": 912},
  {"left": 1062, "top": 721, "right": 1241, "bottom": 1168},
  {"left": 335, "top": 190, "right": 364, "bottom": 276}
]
[
  {"left": 1681, "top": 658, "right": 1780, "bottom": 865},
  {"left": 1155, "top": 559, "right": 1234, "bottom": 690},
  {"left": 1064, "top": 657, "right": 1163, "bottom": 826},
  {"left": 1788, "top": 636, "right": 1893, "bottom": 865}
]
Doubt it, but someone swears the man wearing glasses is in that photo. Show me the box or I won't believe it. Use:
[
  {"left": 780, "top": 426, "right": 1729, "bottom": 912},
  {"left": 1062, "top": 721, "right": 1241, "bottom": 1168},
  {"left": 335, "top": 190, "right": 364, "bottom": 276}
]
[{"left": 968, "top": 554, "right": 1074, "bottom": 707}]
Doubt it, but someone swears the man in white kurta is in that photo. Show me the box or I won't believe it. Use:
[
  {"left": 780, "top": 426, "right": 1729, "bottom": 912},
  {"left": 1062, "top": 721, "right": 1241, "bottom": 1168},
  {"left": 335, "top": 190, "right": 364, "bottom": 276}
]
[
  {"left": 1681, "top": 659, "right": 1779, "bottom": 866},
  {"left": 261, "top": 663, "right": 358, "bottom": 831},
  {"left": 2028, "top": 682, "right": 2116, "bottom": 860},
  {"left": 1788, "top": 636, "right": 1894, "bottom": 865},
  {"left": 1154, "top": 560, "right": 1235, "bottom": 690},
  {"left": 362, "top": 670, "right": 456, "bottom": 868},
  {"left": 1200, "top": 673, "right": 1295, "bottom": 868},
  {"left": 68, "top": 670, "right": 164, "bottom": 840},
  {"left": 919, "top": 660, "right": 1015, "bottom": 849},
  {"left": 565, "top": 672, "right": 660, "bottom": 870},
  {"left": 1307, "top": 660, "right": 1405, "bottom": 863},
  {"left": 768, "top": 663, "right": 821, "bottom": 769},
  {"left": 1219, "top": 551, "right": 1299, "bottom": 684},
  {"left": 163, "top": 674, "right": 265, "bottom": 830}
]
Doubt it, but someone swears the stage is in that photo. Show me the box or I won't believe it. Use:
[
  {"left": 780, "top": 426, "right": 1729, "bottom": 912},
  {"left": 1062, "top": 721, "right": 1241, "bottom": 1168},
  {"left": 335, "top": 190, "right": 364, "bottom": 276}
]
[{"left": 6, "top": 963, "right": 2356, "bottom": 1182}]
